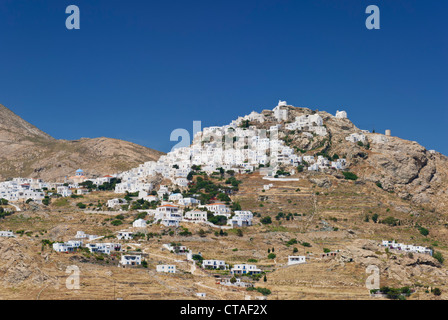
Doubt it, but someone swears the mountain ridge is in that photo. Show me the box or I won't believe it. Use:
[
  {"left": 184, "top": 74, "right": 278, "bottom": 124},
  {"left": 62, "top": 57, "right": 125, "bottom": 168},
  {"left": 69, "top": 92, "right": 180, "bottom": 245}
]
[{"left": 0, "top": 103, "right": 165, "bottom": 181}]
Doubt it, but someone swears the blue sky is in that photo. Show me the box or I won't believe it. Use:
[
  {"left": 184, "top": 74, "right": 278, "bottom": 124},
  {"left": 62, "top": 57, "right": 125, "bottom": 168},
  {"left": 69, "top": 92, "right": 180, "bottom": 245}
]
[{"left": 0, "top": 0, "right": 446, "bottom": 154}]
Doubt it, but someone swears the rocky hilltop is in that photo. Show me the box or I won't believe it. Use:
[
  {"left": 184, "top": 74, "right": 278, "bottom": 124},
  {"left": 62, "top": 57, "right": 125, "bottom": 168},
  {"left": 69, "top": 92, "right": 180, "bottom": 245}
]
[
  {"left": 256, "top": 105, "right": 448, "bottom": 213},
  {"left": 0, "top": 104, "right": 164, "bottom": 181}
]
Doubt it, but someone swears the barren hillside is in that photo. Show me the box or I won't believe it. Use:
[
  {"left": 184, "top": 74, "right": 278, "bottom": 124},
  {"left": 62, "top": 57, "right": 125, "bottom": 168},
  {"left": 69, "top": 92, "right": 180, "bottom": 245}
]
[{"left": 0, "top": 104, "right": 164, "bottom": 181}]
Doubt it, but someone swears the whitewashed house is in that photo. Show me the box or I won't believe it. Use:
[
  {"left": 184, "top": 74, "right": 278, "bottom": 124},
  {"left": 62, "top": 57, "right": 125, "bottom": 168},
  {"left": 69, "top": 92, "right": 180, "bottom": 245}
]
[
  {"left": 288, "top": 256, "right": 306, "bottom": 266},
  {"left": 163, "top": 243, "right": 189, "bottom": 253},
  {"left": 184, "top": 210, "right": 207, "bottom": 222},
  {"left": 155, "top": 204, "right": 183, "bottom": 227},
  {"left": 133, "top": 219, "right": 147, "bottom": 228},
  {"left": 346, "top": 133, "right": 366, "bottom": 144},
  {"left": 57, "top": 186, "right": 72, "bottom": 197},
  {"left": 117, "top": 231, "right": 134, "bottom": 240},
  {"left": 0, "top": 231, "right": 15, "bottom": 238},
  {"left": 273, "top": 101, "right": 288, "bottom": 122},
  {"left": 86, "top": 243, "right": 121, "bottom": 254},
  {"left": 230, "top": 264, "right": 262, "bottom": 275},
  {"left": 120, "top": 255, "right": 142, "bottom": 266},
  {"left": 178, "top": 197, "right": 200, "bottom": 206},
  {"left": 203, "top": 203, "right": 231, "bottom": 217},
  {"left": 228, "top": 211, "right": 253, "bottom": 227},
  {"left": 107, "top": 198, "right": 126, "bottom": 208},
  {"left": 156, "top": 265, "right": 176, "bottom": 273},
  {"left": 53, "top": 240, "right": 82, "bottom": 253},
  {"left": 382, "top": 240, "right": 433, "bottom": 256},
  {"left": 169, "top": 193, "right": 183, "bottom": 202},
  {"left": 202, "top": 260, "right": 228, "bottom": 270},
  {"left": 335, "top": 110, "right": 347, "bottom": 119},
  {"left": 75, "top": 231, "right": 99, "bottom": 240}
]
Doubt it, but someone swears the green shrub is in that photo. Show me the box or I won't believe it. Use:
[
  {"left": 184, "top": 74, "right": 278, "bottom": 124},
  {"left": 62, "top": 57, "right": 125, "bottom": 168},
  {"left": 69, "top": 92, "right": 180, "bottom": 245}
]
[
  {"left": 381, "top": 216, "right": 399, "bottom": 226},
  {"left": 433, "top": 251, "right": 444, "bottom": 264},
  {"left": 418, "top": 227, "right": 429, "bottom": 237},
  {"left": 260, "top": 216, "right": 272, "bottom": 224},
  {"left": 342, "top": 171, "right": 358, "bottom": 181}
]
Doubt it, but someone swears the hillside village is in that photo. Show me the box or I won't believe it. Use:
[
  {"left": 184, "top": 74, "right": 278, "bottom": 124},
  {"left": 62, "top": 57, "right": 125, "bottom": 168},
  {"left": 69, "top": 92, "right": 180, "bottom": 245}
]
[{"left": 0, "top": 101, "right": 447, "bottom": 300}]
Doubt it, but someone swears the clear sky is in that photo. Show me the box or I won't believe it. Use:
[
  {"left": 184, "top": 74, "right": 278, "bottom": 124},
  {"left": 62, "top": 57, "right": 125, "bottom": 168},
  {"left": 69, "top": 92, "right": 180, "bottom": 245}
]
[{"left": 0, "top": 0, "right": 446, "bottom": 154}]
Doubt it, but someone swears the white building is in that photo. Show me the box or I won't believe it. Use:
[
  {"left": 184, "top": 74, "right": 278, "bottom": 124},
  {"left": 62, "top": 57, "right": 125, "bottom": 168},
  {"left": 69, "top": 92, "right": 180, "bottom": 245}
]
[
  {"left": 133, "top": 219, "right": 147, "bottom": 228},
  {"left": 107, "top": 198, "right": 126, "bottom": 208},
  {"left": 120, "top": 255, "right": 142, "bottom": 266},
  {"left": 156, "top": 265, "right": 176, "bottom": 273},
  {"left": 382, "top": 240, "right": 433, "bottom": 256},
  {"left": 0, "top": 231, "right": 15, "bottom": 238},
  {"left": 86, "top": 243, "right": 121, "bottom": 255},
  {"left": 184, "top": 210, "right": 208, "bottom": 222},
  {"left": 155, "top": 204, "right": 183, "bottom": 227},
  {"left": 52, "top": 240, "right": 82, "bottom": 253},
  {"left": 75, "top": 231, "right": 99, "bottom": 240},
  {"left": 228, "top": 211, "right": 253, "bottom": 227},
  {"left": 57, "top": 186, "right": 72, "bottom": 197},
  {"left": 273, "top": 101, "right": 289, "bottom": 122},
  {"left": 346, "top": 133, "right": 366, "bottom": 144},
  {"left": 163, "top": 243, "right": 189, "bottom": 253},
  {"left": 230, "top": 264, "right": 262, "bottom": 275},
  {"left": 117, "top": 231, "right": 134, "bottom": 240},
  {"left": 203, "top": 203, "right": 231, "bottom": 217},
  {"left": 202, "top": 260, "right": 228, "bottom": 270},
  {"left": 288, "top": 256, "right": 306, "bottom": 266},
  {"left": 335, "top": 110, "right": 347, "bottom": 119}
]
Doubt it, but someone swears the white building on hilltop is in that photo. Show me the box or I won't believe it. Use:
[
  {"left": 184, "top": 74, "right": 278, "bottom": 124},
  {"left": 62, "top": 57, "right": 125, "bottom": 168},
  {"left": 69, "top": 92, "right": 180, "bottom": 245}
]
[
  {"left": 273, "top": 100, "right": 288, "bottom": 122},
  {"left": 335, "top": 110, "right": 347, "bottom": 119}
]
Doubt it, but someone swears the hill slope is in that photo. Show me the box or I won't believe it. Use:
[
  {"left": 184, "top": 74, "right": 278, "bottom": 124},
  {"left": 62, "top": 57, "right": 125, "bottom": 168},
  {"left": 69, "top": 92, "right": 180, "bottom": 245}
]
[
  {"left": 0, "top": 104, "right": 164, "bottom": 181},
  {"left": 259, "top": 106, "right": 448, "bottom": 214}
]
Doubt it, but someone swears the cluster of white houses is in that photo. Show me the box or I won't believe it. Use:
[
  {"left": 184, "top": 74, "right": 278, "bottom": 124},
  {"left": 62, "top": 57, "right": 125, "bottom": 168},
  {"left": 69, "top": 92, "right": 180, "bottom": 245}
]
[
  {"left": 123, "top": 200, "right": 255, "bottom": 228},
  {"left": 110, "top": 101, "right": 351, "bottom": 197},
  {"left": 0, "top": 101, "right": 396, "bottom": 207},
  {"left": 0, "top": 173, "right": 94, "bottom": 203},
  {"left": 382, "top": 240, "right": 433, "bottom": 256},
  {"left": 0, "top": 101, "right": 383, "bottom": 208}
]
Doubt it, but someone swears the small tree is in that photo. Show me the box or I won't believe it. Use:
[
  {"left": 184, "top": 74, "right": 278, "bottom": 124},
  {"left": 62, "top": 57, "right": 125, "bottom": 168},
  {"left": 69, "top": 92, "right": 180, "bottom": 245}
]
[
  {"left": 418, "top": 227, "right": 429, "bottom": 237},
  {"left": 342, "top": 171, "right": 358, "bottom": 181},
  {"left": 433, "top": 288, "right": 442, "bottom": 296},
  {"left": 260, "top": 216, "right": 272, "bottom": 225},
  {"left": 434, "top": 251, "right": 444, "bottom": 264}
]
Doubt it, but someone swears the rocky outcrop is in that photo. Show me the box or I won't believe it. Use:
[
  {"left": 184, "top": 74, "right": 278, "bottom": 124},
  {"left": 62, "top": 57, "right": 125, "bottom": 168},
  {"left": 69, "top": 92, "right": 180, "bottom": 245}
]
[
  {"left": 336, "top": 240, "right": 447, "bottom": 286},
  {"left": 0, "top": 238, "right": 55, "bottom": 287}
]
